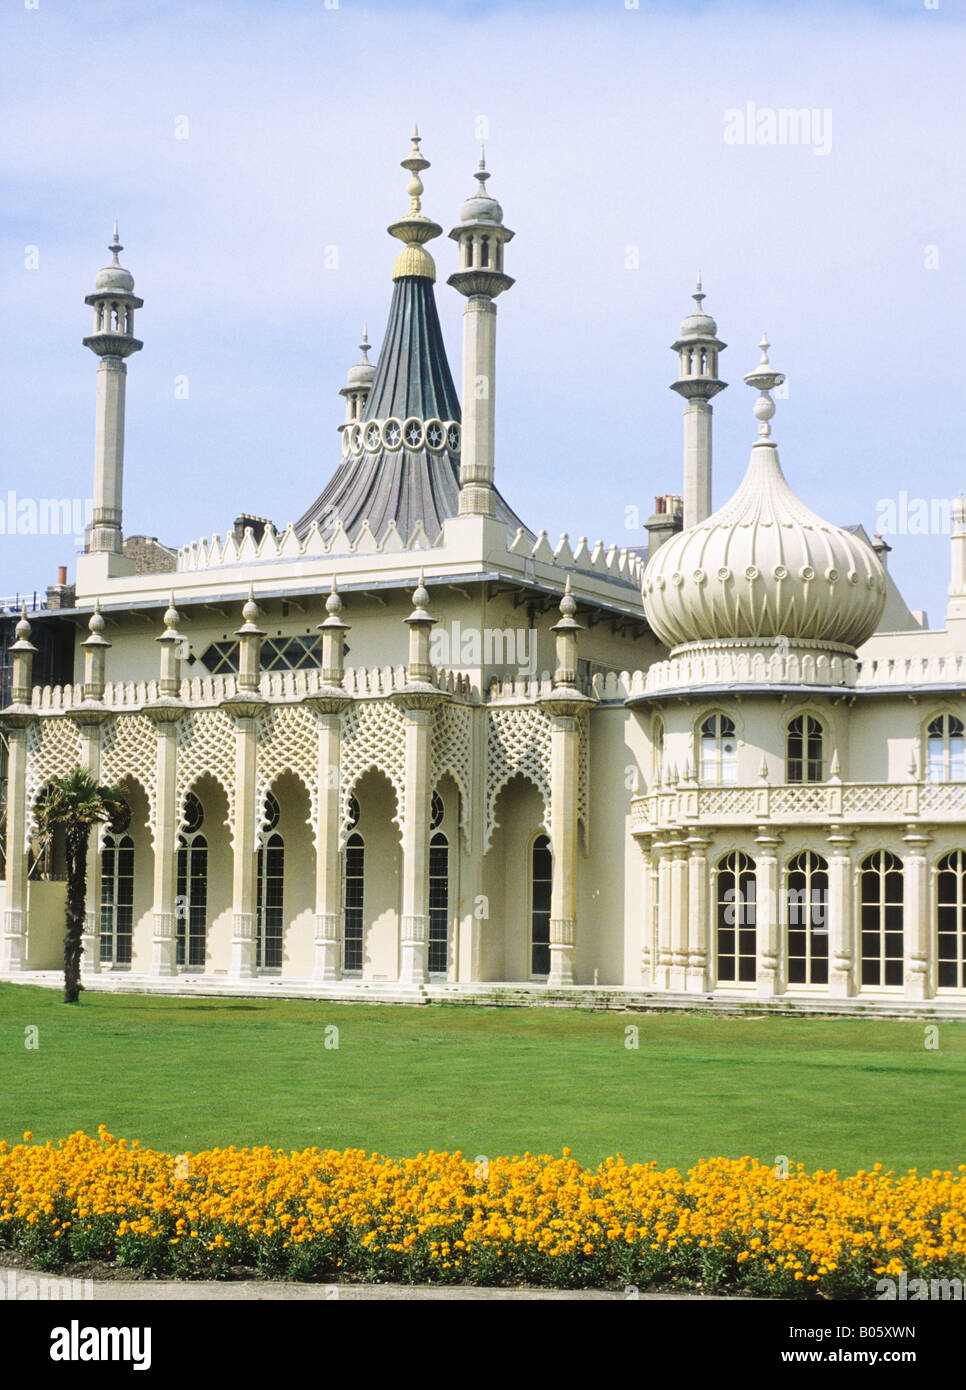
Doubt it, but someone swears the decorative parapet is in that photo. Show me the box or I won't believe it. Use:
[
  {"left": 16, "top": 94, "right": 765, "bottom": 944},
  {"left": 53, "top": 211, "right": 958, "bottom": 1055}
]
[
  {"left": 176, "top": 513, "right": 646, "bottom": 589},
  {"left": 630, "top": 779, "right": 966, "bottom": 833}
]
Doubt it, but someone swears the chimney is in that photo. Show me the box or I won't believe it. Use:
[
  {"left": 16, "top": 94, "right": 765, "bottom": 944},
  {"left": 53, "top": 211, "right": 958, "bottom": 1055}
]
[{"left": 645, "top": 494, "right": 683, "bottom": 555}]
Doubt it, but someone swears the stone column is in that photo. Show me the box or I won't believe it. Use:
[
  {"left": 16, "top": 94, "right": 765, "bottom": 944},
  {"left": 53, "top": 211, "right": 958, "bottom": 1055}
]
[
  {"left": 755, "top": 826, "right": 783, "bottom": 997},
  {"left": 546, "top": 709, "right": 580, "bottom": 986},
  {"left": 311, "top": 706, "right": 347, "bottom": 981},
  {"left": 686, "top": 834, "right": 711, "bottom": 992},
  {"left": 1, "top": 609, "right": 36, "bottom": 973},
  {"left": 75, "top": 714, "right": 110, "bottom": 977},
  {"left": 310, "top": 581, "right": 351, "bottom": 981},
  {"left": 225, "top": 589, "right": 265, "bottom": 980},
  {"left": 826, "top": 826, "right": 856, "bottom": 997},
  {"left": 77, "top": 603, "right": 111, "bottom": 977},
  {"left": 669, "top": 835, "right": 690, "bottom": 991},
  {"left": 146, "top": 712, "right": 180, "bottom": 976},
  {"left": 392, "top": 576, "right": 444, "bottom": 988},
  {"left": 654, "top": 837, "right": 674, "bottom": 990},
  {"left": 457, "top": 706, "right": 486, "bottom": 983},
  {"left": 398, "top": 704, "right": 434, "bottom": 986},
  {"left": 902, "top": 825, "right": 932, "bottom": 1000},
  {"left": 1, "top": 715, "right": 32, "bottom": 972}
]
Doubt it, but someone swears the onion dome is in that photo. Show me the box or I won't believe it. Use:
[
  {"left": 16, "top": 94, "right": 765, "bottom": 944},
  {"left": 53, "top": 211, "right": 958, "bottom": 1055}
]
[
  {"left": 94, "top": 222, "right": 136, "bottom": 293},
  {"left": 345, "top": 328, "right": 376, "bottom": 389},
  {"left": 642, "top": 336, "right": 887, "bottom": 652},
  {"left": 458, "top": 151, "right": 504, "bottom": 225},
  {"left": 678, "top": 276, "right": 717, "bottom": 338}
]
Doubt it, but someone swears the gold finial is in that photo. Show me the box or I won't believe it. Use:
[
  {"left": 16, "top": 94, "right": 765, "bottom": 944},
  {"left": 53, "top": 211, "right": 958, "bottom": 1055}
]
[{"left": 387, "top": 124, "right": 441, "bottom": 281}]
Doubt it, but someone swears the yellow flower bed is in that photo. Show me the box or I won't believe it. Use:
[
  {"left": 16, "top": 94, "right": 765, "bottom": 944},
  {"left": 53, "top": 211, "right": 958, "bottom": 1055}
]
[{"left": 1, "top": 1128, "right": 964, "bottom": 1296}]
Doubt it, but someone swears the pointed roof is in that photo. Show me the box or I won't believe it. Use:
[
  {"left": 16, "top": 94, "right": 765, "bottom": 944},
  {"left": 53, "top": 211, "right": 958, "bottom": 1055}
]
[{"left": 295, "top": 132, "right": 528, "bottom": 545}]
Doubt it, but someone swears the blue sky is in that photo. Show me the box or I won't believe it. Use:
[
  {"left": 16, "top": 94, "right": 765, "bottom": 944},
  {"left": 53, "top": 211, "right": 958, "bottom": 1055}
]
[{"left": 0, "top": 0, "right": 962, "bottom": 628}]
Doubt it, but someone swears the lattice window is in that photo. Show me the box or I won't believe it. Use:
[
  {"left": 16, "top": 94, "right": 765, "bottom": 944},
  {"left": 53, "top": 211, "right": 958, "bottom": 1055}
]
[
  {"left": 842, "top": 785, "right": 905, "bottom": 817},
  {"left": 484, "top": 706, "right": 552, "bottom": 853},
  {"left": 176, "top": 709, "right": 236, "bottom": 838},
  {"left": 25, "top": 717, "right": 82, "bottom": 844},
  {"left": 700, "top": 788, "right": 758, "bottom": 819},
  {"left": 432, "top": 702, "right": 472, "bottom": 847},
  {"left": 340, "top": 700, "right": 406, "bottom": 847},
  {"left": 770, "top": 786, "right": 830, "bottom": 817},
  {"left": 100, "top": 715, "right": 158, "bottom": 838},
  {"left": 254, "top": 703, "right": 319, "bottom": 849}
]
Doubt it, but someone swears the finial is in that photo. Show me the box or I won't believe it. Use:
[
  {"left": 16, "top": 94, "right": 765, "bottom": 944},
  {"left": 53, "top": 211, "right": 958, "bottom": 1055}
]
[
  {"left": 326, "top": 576, "right": 343, "bottom": 616},
  {"left": 15, "top": 603, "right": 31, "bottom": 644},
  {"left": 475, "top": 146, "right": 490, "bottom": 194},
  {"left": 413, "top": 568, "right": 430, "bottom": 610},
  {"left": 743, "top": 333, "right": 785, "bottom": 440},
  {"left": 109, "top": 220, "right": 122, "bottom": 263},
  {"left": 163, "top": 592, "right": 180, "bottom": 630},
  {"left": 242, "top": 583, "right": 259, "bottom": 624},
  {"left": 89, "top": 597, "right": 105, "bottom": 636},
  {"left": 693, "top": 273, "right": 705, "bottom": 309},
  {"left": 400, "top": 125, "right": 430, "bottom": 215},
  {"left": 359, "top": 326, "right": 370, "bottom": 361},
  {"left": 560, "top": 575, "right": 577, "bottom": 618}
]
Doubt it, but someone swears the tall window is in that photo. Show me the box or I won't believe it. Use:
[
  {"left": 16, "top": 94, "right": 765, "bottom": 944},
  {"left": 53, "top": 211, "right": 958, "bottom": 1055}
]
[
  {"left": 927, "top": 715, "right": 965, "bottom": 782},
  {"left": 343, "top": 832, "right": 364, "bottom": 972},
  {"left": 653, "top": 717, "right": 665, "bottom": 786},
  {"left": 256, "top": 793, "right": 284, "bottom": 970},
  {"left": 100, "top": 833, "right": 134, "bottom": 966},
  {"left": 787, "top": 714, "right": 824, "bottom": 783},
  {"left": 786, "top": 851, "right": 829, "bottom": 985},
  {"left": 716, "top": 851, "right": 756, "bottom": 983},
  {"left": 428, "top": 832, "right": 449, "bottom": 975},
  {"left": 700, "top": 713, "right": 737, "bottom": 784},
  {"left": 860, "top": 851, "right": 903, "bottom": 986},
  {"left": 531, "top": 835, "right": 552, "bottom": 976},
  {"left": 937, "top": 850, "right": 966, "bottom": 989},
  {"left": 176, "top": 792, "right": 208, "bottom": 968}
]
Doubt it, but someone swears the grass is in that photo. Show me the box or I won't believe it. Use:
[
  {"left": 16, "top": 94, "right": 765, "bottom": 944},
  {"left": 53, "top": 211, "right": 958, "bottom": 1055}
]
[{"left": 1, "top": 982, "right": 963, "bottom": 1173}]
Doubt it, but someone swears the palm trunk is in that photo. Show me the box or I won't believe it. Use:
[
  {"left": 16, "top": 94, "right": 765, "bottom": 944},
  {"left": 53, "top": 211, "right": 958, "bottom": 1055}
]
[{"left": 63, "top": 825, "right": 91, "bottom": 1004}]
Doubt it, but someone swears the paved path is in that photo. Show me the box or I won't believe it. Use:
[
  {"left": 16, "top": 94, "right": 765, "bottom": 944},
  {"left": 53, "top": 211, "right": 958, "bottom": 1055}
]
[{"left": 2, "top": 1264, "right": 741, "bottom": 1300}]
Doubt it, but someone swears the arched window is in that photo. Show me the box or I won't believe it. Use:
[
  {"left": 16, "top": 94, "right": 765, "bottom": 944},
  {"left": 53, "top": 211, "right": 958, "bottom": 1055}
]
[
  {"left": 256, "top": 794, "right": 284, "bottom": 971},
  {"left": 937, "top": 850, "right": 966, "bottom": 989},
  {"left": 716, "top": 850, "right": 756, "bottom": 983},
  {"left": 927, "top": 715, "right": 965, "bottom": 782},
  {"left": 343, "top": 832, "right": 364, "bottom": 972},
  {"left": 699, "top": 713, "right": 737, "bottom": 784},
  {"left": 480, "top": 235, "right": 490, "bottom": 268},
  {"left": 100, "top": 832, "right": 134, "bottom": 966},
  {"left": 428, "top": 832, "right": 449, "bottom": 975},
  {"left": 531, "top": 835, "right": 552, "bottom": 977},
  {"left": 787, "top": 714, "right": 824, "bottom": 783},
  {"left": 176, "top": 792, "right": 207, "bottom": 968},
  {"left": 786, "top": 851, "right": 828, "bottom": 985},
  {"left": 860, "top": 851, "right": 903, "bottom": 986},
  {"left": 653, "top": 716, "right": 665, "bottom": 786}
]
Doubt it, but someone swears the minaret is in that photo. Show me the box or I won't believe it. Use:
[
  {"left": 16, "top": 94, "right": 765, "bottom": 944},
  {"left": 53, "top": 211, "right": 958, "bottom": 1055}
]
[
  {"left": 83, "top": 223, "right": 143, "bottom": 554},
  {"left": 670, "top": 278, "right": 726, "bottom": 530},
  {"left": 338, "top": 328, "right": 375, "bottom": 437},
  {"left": 448, "top": 151, "right": 514, "bottom": 518},
  {"left": 949, "top": 493, "right": 966, "bottom": 629}
]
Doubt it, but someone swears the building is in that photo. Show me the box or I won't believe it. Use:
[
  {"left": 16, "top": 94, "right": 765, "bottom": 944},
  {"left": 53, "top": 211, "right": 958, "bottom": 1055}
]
[{"left": 1, "top": 131, "right": 965, "bottom": 1011}]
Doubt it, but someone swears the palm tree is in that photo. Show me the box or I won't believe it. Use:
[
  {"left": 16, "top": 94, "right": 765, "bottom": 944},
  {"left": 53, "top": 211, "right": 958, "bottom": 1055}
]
[{"left": 35, "top": 770, "right": 130, "bottom": 1004}]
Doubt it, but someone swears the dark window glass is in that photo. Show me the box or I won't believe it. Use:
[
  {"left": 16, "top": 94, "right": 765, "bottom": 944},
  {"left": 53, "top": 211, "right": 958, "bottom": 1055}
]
[{"left": 531, "top": 835, "right": 552, "bottom": 976}]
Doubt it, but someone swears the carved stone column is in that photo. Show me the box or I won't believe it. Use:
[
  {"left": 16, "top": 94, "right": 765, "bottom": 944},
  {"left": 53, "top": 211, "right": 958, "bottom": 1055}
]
[
  {"left": 309, "top": 581, "right": 351, "bottom": 981},
  {"left": 686, "top": 833, "right": 712, "bottom": 991},
  {"left": 145, "top": 598, "right": 185, "bottom": 977},
  {"left": 224, "top": 590, "right": 265, "bottom": 981},
  {"left": 2, "top": 609, "right": 37, "bottom": 972},
  {"left": 392, "top": 576, "right": 445, "bottom": 988},
  {"left": 755, "top": 826, "right": 783, "bottom": 997},
  {"left": 654, "top": 835, "right": 674, "bottom": 990},
  {"left": 669, "top": 834, "right": 690, "bottom": 991},
  {"left": 826, "top": 826, "right": 855, "bottom": 997},
  {"left": 902, "top": 824, "right": 932, "bottom": 1000}
]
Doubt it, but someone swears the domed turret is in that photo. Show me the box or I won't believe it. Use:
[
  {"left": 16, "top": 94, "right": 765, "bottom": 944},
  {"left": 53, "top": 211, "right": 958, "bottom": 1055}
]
[
  {"left": 643, "top": 336, "right": 887, "bottom": 653},
  {"left": 338, "top": 328, "right": 376, "bottom": 434}
]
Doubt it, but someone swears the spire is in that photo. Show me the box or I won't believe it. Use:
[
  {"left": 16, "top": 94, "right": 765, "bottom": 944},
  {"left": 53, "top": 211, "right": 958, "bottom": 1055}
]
[
  {"left": 670, "top": 277, "right": 726, "bottom": 529},
  {"left": 743, "top": 333, "right": 785, "bottom": 441},
  {"left": 294, "top": 135, "right": 529, "bottom": 547}
]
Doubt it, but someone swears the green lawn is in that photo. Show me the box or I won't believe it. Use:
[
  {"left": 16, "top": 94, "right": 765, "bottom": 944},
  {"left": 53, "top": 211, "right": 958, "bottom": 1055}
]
[{"left": 1, "top": 982, "right": 963, "bottom": 1174}]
